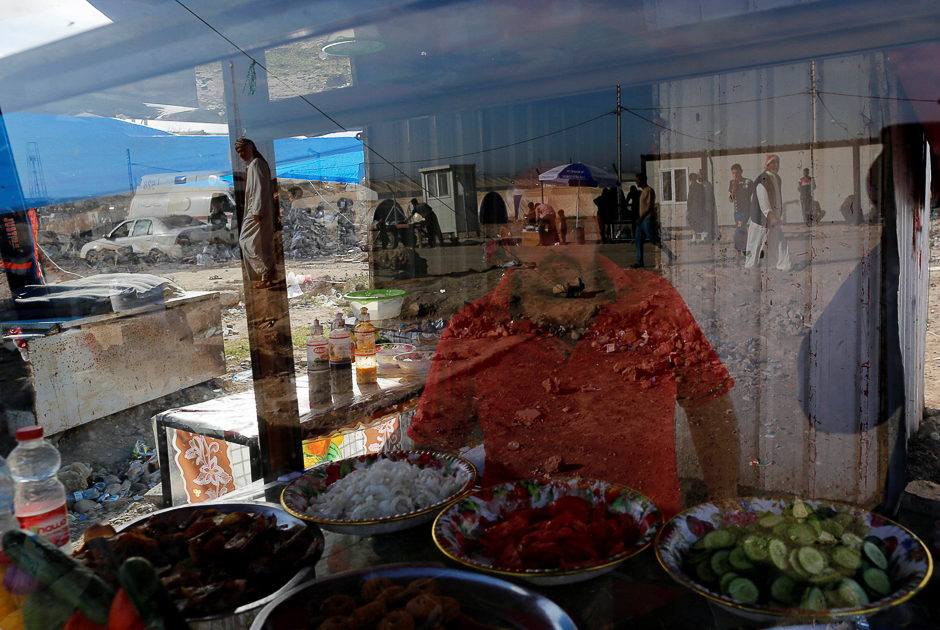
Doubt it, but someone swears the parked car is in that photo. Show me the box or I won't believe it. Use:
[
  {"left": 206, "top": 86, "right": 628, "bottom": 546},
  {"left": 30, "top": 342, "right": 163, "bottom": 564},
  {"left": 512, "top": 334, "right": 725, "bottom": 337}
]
[{"left": 79, "top": 215, "right": 223, "bottom": 263}]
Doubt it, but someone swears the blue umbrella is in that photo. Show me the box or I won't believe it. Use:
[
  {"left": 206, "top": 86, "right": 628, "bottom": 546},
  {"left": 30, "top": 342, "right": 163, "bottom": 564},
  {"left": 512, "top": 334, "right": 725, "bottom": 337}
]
[{"left": 538, "top": 162, "right": 618, "bottom": 227}]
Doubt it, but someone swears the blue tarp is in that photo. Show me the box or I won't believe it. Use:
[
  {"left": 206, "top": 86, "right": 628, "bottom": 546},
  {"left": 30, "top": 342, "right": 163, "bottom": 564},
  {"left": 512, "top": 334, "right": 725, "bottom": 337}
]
[{"left": 0, "top": 114, "right": 364, "bottom": 213}]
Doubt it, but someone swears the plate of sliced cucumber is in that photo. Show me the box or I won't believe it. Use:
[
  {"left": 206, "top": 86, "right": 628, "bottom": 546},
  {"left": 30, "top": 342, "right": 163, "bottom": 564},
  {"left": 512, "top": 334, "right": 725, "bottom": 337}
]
[{"left": 655, "top": 497, "right": 932, "bottom": 621}]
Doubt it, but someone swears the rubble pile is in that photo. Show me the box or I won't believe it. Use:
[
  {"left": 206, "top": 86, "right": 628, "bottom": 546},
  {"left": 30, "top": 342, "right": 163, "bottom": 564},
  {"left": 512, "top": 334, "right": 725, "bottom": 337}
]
[
  {"left": 281, "top": 203, "right": 366, "bottom": 260},
  {"left": 59, "top": 438, "right": 161, "bottom": 525}
]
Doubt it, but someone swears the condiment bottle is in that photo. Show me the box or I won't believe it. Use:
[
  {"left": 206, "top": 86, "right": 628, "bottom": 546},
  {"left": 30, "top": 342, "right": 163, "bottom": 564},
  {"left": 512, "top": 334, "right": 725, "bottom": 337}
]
[
  {"left": 354, "top": 307, "right": 377, "bottom": 383},
  {"left": 307, "top": 319, "right": 331, "bottom": 406},
  {"left": 329, "top": 312, "right": 353, "bottom": 397}
]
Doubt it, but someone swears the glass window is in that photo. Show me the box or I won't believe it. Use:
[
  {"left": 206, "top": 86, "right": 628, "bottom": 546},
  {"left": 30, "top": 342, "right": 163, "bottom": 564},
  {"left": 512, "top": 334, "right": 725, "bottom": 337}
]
[
  {"left": 660, "top": 168, "right": 687, "bottom": 203},
  {"left": 111, "top": 221, "right": 132, "bottom": 238},
  {"left": 132, "top": 219, "right": 151, "bottom": 236},
  {"left": 437, "top": 173, "right": 450, "bottom": 197}
]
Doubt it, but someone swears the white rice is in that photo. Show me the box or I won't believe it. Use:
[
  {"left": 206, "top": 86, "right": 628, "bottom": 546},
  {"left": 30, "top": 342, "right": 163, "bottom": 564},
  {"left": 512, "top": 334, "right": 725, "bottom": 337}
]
[{"left": 303, "top": 458, "right": 471, "bottom": 521}]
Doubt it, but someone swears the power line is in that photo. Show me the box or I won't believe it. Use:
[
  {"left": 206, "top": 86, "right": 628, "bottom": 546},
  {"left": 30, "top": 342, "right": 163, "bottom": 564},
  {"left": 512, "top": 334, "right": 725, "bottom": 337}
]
[{"left": 817, "top": 90, "right": 938, "bottom": 103}]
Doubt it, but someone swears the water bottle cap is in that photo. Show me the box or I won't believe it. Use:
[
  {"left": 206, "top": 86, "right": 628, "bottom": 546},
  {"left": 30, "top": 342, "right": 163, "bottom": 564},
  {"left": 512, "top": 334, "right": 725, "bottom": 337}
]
[{"left": 15, "top": 426, "right": 43, "bottom": 441}]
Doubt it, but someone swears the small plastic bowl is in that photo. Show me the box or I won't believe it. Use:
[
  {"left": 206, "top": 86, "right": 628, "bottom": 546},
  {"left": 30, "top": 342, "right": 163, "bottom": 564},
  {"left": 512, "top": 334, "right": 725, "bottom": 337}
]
[
  {"left": 376, "top": 343, "right": 415, "bottom": 367},
  {"left": 344, "top": 289, "right": 406, "bottom": 320},
  {"left": 393, "top": 350, "right": 434, "bottom": 375}
]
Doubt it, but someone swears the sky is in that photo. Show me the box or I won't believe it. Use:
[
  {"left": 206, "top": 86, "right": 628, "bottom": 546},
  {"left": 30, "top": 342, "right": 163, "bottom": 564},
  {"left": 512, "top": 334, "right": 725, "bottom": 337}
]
[{"left": 0, "top": 0, "right": 111, "bottom": 59}]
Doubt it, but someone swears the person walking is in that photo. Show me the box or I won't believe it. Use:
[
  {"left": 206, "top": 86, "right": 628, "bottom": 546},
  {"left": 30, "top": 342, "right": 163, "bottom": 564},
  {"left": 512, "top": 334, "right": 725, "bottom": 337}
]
[
  {"left": 728, "top": 163, "right": 752, "bottom": 266},
  {"left": 686, "top": 172, "right": 706, "bottom": 242},
  {"left": 633, "top": 173, "right": 675, "bottom": 267},
  {"left": 234, "top": 138, "right": 277, "bottom": 289},
  {"left": 699, "top": 169, "right": 718, "bottom": 242},
  {"left": 744, "top": 155, "right": 792, "bottom": 272},
  {"left": 798, "top": 168, "right": 817, "bottom": 226}
]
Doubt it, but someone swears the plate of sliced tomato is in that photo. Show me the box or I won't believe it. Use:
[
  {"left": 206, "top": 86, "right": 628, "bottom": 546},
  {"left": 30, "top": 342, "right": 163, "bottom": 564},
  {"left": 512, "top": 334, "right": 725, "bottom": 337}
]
[{"left": 432, "top": 477, "right": 663, "bottom": 585}]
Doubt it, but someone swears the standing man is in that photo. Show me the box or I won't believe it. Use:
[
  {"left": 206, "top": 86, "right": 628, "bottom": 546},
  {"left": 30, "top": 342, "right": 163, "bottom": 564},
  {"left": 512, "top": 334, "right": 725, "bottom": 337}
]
[
  {"left": 633, "top": 173, "right": 674, "bottom": 267},
  {"left": 234, "top": 137, "right": 277, "bottom": 289},
  {"left": 686, "top": 172, "right": 705, "bottom": 242},
  {"left": 744, "top": 155, "right": 792, "bottom": 272},
  {"left": 699, "top": 169, "right": 717, "bottom": 242},
  {"left": 728, "top": 163, "right": 752, "bottom": 266},
  {"left": 798, "top": 168, "right": 817, "bottom": 226}
]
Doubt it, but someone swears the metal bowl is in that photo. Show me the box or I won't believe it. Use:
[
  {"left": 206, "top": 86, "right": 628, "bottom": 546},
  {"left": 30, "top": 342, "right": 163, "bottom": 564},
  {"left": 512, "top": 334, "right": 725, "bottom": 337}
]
[
  {"left": 655, "top": 497, "right": 933, "bottom": 622},
  {"left": 280, "top": 451, "right": 476, "bottom": 535},
  {"left": 433, "top": 477, "right": 663, "bottom": 586},
  {"left": 111, "top": 502, "right": 324, "bottom": 627},
  {"left": 250, "top": 563, "right": 577, "bottom": 630}
]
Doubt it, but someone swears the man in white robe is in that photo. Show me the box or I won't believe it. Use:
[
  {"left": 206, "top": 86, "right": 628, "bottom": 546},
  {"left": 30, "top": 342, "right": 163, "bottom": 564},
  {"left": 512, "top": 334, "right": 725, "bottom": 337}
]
[
  {"left": 235, "top": 138, "right": 277, "bottom": 288},
  {"left": 744, "top": 154, "right": 792, "bottom": 272}
]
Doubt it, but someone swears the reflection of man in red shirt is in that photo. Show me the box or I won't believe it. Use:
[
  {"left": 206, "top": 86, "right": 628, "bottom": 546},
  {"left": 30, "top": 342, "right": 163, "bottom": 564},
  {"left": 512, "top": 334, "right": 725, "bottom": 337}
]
[{"left": 409, "top": 246, "right": 739, "bottom": 519}]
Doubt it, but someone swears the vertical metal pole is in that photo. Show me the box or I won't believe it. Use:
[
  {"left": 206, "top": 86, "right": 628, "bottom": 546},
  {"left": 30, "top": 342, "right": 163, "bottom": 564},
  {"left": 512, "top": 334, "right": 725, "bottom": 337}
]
[
  {"left": 811, "top": 61, "right": 817, "bottom": 176},
  {"left": 617, "top": 85, "right": 622, "bottom": 184},
  {"left": 126, "top": 149, "right": 134, "bottom": 196}
]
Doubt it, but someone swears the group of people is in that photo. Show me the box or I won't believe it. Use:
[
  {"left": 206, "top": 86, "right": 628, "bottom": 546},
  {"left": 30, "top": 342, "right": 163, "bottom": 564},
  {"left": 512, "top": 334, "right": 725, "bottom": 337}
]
[{"left": 729, "top": 155, "right": 794, "bottom": 272}]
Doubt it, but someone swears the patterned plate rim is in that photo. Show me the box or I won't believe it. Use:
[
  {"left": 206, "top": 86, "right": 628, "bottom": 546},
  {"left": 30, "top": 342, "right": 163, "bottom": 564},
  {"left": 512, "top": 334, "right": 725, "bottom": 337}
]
[
  {"left": 653, "top": 496, "right": 934, "bottom": 618},
  {"left": 432, "top": 477, "right": 663, "bottom": 578},
  {"left": 280, "top": 450, "right": 477, "bottom": 526}
]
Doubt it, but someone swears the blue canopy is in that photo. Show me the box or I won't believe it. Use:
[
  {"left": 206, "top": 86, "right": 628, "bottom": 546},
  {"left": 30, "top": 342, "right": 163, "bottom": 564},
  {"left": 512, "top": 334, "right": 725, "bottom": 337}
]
[{"left": 0, "top": 114, "right": 364, "bottom": 213}]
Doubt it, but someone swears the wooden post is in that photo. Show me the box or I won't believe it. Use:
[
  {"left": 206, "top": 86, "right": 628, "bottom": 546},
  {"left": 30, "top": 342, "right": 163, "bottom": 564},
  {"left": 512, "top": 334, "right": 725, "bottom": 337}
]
[{"left": 223, "top": 55, "right": 302, "bottom": 490}]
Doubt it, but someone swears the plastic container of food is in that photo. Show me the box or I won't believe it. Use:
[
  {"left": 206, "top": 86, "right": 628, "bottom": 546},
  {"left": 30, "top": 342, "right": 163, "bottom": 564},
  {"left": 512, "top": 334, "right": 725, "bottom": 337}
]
[{"left": 343, "top": 289, "right": 406, "bottom": 320}]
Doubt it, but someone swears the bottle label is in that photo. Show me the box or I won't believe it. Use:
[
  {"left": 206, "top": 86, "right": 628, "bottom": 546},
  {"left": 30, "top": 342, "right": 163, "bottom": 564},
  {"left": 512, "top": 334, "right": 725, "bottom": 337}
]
[
  {"left": 356, "top": 331, "right": 376, "bottom": 356},
  {"left": 307, "top": 343, "right": 330, "bottom": 373},
  {"left": 17, "top": 503, "right": 70, "bottom": 548},
  {"left": 329, "top": 336, "right": 352, "bottom": 364}
]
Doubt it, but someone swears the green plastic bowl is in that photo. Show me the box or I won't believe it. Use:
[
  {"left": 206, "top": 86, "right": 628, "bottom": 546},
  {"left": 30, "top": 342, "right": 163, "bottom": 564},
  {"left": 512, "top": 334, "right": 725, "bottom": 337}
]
[{"left": 344, "top": 289, "right": 406, "bottom": 320}]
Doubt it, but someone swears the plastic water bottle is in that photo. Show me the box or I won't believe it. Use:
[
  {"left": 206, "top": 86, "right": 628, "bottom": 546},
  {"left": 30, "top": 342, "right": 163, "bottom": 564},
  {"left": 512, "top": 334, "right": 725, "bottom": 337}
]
[
  {"left": 8, "top": 426, "right": 70, "bottom": 548},
  {"left": 0, "top": 456, "right": 17, "bottom": 560}
]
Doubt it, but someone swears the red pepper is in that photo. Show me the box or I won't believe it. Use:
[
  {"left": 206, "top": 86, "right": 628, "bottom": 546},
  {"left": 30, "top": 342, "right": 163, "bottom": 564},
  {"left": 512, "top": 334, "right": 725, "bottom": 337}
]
[
  {"left": 108, "top": 589, "right": 146, "bottom": 630},
  {"left": 548, "top": 496, "right": 592, "bottom": 523},
  {"left": 63, "top": 611, "right": 109, "bottom": 630},
  {"left": 483, "top": 514, "right": 530, "bottom": 541}
]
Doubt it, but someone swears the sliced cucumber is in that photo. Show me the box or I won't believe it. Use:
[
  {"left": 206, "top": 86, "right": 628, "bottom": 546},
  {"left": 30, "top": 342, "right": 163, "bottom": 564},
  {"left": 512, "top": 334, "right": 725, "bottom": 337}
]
[
  {"left": 728, "top": 547, "right": 755, "bottom": 572},
  {"left": 841, "top": 532, "right": 864, "bottom": 550},
  {"left": 862, "top": 540, "right": 888, "bottom": 570},
  {"left": 800, "top": 586, "right": 827, "bottom": 611},
  {"left": 862, "top": 567, "right": 891, "bottom": 597},
  {"left": 770, "top": 576, "right": 798, "bottom": 604},
  {"left": 797, "top": 546, "right": 828, "bottom": 575},
  {"left": 696, "top": 559, "right": 717, "bottom": 583},
  {"left": 720, "top": 571, "right": 741, "bottom": 594},
  {"left": 703, "top": 529, "right": 735, "bottom": 550},
  {"left": 710, "top": 549, "right": 732, "bottom": 576},
  {"left": 838, "top": 578, "right": 870, "bottom": 608},
  {"left": 742, "top": 535, "right": 768, "bottom": 562},
  {"left": 727, "top": 577, "right": 759, "bottom": 604},
  {"left": 832, "top": 545, "right": 862, "bottom": 571},
  {"left": 788, "top": 549, "right": 811, "bottom": 579},
  {"left": 768, "top": 538, "right": 789, "bottom": 571},
  {"left": 787, "top": 523, "right": 817, "bottom": 546},
  {"left": 759, "top": 513, "right": 785, "bottom": 529}
]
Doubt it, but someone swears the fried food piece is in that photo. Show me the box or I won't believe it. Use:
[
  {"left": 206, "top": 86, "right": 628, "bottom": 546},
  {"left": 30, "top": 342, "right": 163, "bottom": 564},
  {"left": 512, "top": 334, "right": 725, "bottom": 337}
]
[
  {"left": 361, "top": 577, "right": 396, "bottom": 601},
  {"left": 405, "top": 594, "right": 444, "bottom": 625},
  {"left": 317, "top": 616, "right": 352, "bottom": 630},
  {"left": 348, "top": 600, "right": 386, "bottom": 628},
  {"left": 376, "top": 610, "right": 416, "bottom": 630},
  {"left": 375, "top": 585, "right": 409, "bottom": 607},
  {"left": 438, "top": 596, "right": 460, "bottom": 622},
  {"left": 406, "top": 578, "right": 441, "bottom": 596},
  {"left": 320, "top": 594, "right": 357, "bottom": 618}
]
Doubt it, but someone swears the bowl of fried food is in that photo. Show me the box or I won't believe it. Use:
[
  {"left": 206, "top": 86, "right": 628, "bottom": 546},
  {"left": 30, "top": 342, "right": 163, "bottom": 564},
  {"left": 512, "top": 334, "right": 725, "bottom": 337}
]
[
  {"left": 433, "top": 477, "right": 662, "bottom": 585},
  {"left": 250, "top": 564, "right": 578, "bottom": 630},
  {"left": 74, "top": 503, "right": 324, "bottom": 623},
  {"left": 655, "top": 497, "right": 932, "bottom": 622}
]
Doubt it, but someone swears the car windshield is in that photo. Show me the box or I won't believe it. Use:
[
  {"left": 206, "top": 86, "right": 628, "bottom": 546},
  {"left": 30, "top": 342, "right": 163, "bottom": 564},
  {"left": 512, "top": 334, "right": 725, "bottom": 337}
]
[{"left": 162, "top": 215, "right": 204, "bottom": 228}]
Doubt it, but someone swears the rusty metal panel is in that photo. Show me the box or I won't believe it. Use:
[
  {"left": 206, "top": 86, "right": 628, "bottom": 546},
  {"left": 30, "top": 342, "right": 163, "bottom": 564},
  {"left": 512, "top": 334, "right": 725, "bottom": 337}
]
[{"left": 25, "top": 293, "right": 224, "bottom": 435}]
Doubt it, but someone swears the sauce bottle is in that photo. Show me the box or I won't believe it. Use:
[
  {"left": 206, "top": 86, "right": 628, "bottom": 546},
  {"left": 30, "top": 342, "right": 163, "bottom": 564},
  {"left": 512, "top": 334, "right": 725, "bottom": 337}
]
[
  {"left": 329, "top": 312, "right": 353, "bottom": 397},
  {"left": 354, "top": 307, "right": 377, "bottom": 383},
  {"left": 306, "top": 319, "right": 331, "bottom": 406}
]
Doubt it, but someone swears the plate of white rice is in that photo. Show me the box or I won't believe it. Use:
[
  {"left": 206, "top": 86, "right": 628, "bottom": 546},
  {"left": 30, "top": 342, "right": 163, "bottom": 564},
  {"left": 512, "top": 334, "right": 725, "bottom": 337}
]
[{"left": 280, "top": 451, "right": 477, "bottom": 535}]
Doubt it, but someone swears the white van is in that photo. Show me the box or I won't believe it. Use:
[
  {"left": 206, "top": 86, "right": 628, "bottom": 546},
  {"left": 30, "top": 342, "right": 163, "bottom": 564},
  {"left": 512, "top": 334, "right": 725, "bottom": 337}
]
[{"left": 130, "top": 172, "right": 235, "bottom": 225}]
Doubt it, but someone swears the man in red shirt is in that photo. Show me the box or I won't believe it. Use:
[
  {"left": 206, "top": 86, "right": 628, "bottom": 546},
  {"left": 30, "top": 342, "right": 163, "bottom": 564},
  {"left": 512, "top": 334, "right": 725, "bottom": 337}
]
[{"left": 409, "top": 244, "right": 739, "bottom": 519}]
